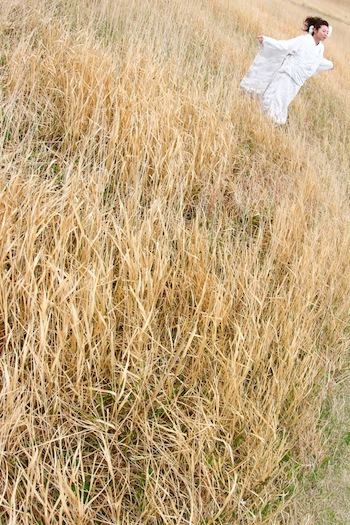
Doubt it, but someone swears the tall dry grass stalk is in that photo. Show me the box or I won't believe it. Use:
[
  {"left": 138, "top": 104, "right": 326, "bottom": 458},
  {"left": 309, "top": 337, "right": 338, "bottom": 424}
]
[{"left": 0, "top": 0, "right": 349, "bottom": 523}]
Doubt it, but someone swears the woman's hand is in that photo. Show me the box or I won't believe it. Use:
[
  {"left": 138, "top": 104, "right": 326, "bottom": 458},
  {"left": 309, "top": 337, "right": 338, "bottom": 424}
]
[{"left": 257, "top": 36, "right": 263, "bottom": 44}]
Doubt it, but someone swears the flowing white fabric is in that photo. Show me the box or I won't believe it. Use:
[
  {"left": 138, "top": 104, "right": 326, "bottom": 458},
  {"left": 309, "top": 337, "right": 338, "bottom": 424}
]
[
  {"left": 240, "top": 34, "right": 333, "bottom": 124},
  {"left": 260, "top": 72, "right": 301, "bottom": 125}
]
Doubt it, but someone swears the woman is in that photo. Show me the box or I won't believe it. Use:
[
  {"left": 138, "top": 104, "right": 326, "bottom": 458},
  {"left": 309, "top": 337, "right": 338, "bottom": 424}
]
[{"left": 240, "top": 17, "right": 334, "bottom": 125}]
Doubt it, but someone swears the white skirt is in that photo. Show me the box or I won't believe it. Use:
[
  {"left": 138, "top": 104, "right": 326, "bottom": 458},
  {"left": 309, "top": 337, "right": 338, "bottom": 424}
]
[{"left": 259, "top": 71, "right": 301, "bottom": 125}]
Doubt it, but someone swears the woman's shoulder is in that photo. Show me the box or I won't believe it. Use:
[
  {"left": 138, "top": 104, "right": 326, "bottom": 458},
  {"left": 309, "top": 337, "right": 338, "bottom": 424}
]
[
  {"left": 289, "top": 34, "right": 309, "bottom": 45},
  {"left": 295, "top": 33, "right": 310, "bottom": 42},
  {"left": 296, "top": 33, "right": 319, "bottom": 47}
]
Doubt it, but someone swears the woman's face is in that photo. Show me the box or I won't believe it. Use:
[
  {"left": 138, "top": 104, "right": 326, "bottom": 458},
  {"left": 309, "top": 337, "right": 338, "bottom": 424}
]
[{"left": 314, "top": 25, "right": 329, "bottom": 41}]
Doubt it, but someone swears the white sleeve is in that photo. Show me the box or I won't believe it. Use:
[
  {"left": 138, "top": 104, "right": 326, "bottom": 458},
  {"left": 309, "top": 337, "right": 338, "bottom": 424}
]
[
  {"left": 261, "top": 35, "right": 304, "bottom": 56},
  {"left": 315, "top": 58, "right": 334, "bottom": 73}
]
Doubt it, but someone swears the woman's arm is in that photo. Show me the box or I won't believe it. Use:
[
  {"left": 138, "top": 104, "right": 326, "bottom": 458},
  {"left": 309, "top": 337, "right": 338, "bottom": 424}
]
[
  {"left": 315, "top": 57, "right": 334, "bottom": 73},
  {"left": 260, "top": 35, "right": 305, "bottom": 53}
]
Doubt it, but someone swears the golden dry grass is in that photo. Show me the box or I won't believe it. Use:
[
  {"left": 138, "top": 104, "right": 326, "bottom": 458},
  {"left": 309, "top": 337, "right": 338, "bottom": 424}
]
[
  {"left": 0, "top": 0, "right": 349, "bottom": 523},
  {"left": 291, "top": 375, "right": 350, "bottom": 524}
]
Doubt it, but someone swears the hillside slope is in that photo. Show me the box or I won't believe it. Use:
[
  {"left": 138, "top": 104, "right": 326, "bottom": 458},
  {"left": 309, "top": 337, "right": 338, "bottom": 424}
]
[
  {"left": 0, "top": 0, "right": 349, "bottom": 523},
  {"left": 292, "top": 378, "right": 350, "bottom": 524}
]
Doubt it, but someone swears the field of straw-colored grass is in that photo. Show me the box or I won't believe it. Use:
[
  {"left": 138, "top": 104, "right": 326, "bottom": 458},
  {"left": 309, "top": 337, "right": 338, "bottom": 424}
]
[{"left": 0, "top": 0, "right": 349, "bottom": 523}]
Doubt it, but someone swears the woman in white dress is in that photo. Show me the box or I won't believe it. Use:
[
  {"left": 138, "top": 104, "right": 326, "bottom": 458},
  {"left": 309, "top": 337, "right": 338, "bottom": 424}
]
[{"left": 240, "top": 17, "right": 334, "bottom": 125}]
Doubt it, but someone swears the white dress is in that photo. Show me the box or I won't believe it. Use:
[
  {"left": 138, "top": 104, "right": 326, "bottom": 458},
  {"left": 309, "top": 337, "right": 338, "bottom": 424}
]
[{"left": 240, "top": 34, "right": 333, "bottom": 124}]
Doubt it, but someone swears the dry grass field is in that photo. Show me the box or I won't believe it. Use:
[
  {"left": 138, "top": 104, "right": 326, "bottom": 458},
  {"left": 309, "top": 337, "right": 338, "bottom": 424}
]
[
  {"left": 291, "top": 0, "right": 350, "bottom": 25},
  {"left": 291, "top": 377, "right": 350, "bottom": 524},
  {"left": 0, "top": 0, "right": 349, "bottom": 523}
]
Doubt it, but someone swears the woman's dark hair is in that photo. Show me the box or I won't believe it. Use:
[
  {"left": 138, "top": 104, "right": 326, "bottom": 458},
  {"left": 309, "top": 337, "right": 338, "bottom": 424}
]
[{"left": 303, "top": 17, "right": 329, "bottom": 34}]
